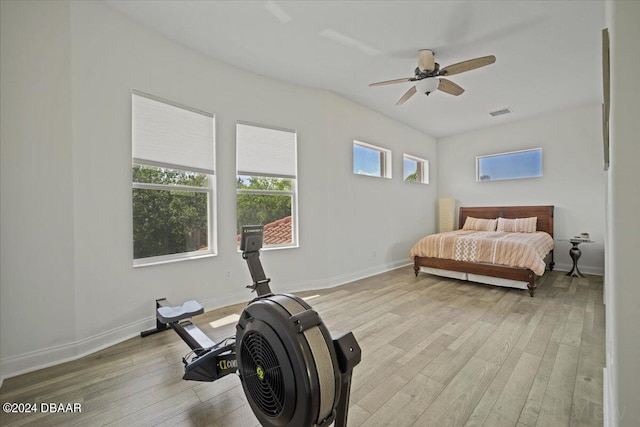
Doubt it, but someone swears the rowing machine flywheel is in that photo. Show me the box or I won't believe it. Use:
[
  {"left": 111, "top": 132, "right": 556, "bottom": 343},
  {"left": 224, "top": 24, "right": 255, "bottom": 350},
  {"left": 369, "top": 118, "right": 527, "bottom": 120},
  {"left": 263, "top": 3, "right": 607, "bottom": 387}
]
[{"left": 236, "top": 294, "right": 340, "bottom": 427}]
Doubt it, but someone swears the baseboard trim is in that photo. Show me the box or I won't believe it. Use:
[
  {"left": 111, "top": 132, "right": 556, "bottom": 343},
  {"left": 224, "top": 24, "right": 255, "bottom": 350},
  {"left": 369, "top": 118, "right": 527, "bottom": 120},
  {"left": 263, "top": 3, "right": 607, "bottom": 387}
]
[
  {"left": 0, "top": 260, "right": 411, "bottom": 383},
  {"left": 604, "top": 367, "right": 610, "bottom": 427},
  {"left": 279, "top": 260, "right": 411, "bottom": 294},
  {"left": 0, "top": 316, "right": 151, "bottom": 384}
]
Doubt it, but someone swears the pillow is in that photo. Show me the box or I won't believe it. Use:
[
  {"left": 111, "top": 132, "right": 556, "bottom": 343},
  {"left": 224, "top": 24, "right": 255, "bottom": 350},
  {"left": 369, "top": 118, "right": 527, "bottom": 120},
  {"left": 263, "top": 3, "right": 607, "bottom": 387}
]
[
  {"left": 496, "top": 217, "right": 537, "bottom": 233},
  {"left": 462, "top": 216, "right": 497, "bottom": 231}
]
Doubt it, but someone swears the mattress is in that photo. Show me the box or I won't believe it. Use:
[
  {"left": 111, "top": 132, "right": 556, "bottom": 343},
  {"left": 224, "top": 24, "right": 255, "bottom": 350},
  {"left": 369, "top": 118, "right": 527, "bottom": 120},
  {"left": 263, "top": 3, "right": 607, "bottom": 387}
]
[{"left": 410, "top": 230, "right": 554, "bottom": 276}]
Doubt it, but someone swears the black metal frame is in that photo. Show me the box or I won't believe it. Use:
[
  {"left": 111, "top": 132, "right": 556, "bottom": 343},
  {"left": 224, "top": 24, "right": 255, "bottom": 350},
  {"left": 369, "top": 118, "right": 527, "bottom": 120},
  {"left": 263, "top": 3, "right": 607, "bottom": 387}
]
[
  {"left": 140, "top": 225, "right": 360, "bottom": 426},
  {"left": 140, "top": 297, "right": 237, "bottom": 382}
]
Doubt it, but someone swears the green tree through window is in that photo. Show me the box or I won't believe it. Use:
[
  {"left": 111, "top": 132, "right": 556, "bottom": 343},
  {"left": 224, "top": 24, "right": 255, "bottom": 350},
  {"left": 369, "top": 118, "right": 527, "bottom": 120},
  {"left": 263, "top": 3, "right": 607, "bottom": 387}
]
[
  {"left": 133, "top": 165, "right": 209, "bottom": 259},
  {"left": 236, "top": 176, "right": 292, "bottom": 235}
]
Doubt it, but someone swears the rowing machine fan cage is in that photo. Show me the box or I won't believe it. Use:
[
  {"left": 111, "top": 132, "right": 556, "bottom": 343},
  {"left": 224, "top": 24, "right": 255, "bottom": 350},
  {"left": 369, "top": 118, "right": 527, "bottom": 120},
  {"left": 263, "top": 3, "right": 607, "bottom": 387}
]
[{"left": 236, "top": 294, "right": 340, "bottom": 427}]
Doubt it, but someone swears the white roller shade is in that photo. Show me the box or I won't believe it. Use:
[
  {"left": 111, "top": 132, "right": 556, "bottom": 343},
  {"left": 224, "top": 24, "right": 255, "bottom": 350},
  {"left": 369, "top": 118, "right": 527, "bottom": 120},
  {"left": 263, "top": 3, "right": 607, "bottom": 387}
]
[
  {"left": 132, "top": 90, "right": 215, "bottom": 174},
  {"left": 236, "top": 122, "right": 296, "bottom": 178}
]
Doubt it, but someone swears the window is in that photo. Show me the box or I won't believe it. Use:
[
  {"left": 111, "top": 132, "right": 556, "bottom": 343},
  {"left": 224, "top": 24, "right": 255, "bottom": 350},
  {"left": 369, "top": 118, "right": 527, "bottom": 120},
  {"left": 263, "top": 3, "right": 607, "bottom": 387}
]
[
  {"left": 476, "top": 148, "right": 543, "bottom": 182},
  {"left": 132, "top": 90, "right": 215, "bottom": 265},
  {"left": 403, "top": 154, "right": 429, "bottom": 184},
  {"left": 236, "top": 122, "right": 297, "bottom": 249},
  {"left": 353, "top": 140, "right": 392, "bottom": 179}
]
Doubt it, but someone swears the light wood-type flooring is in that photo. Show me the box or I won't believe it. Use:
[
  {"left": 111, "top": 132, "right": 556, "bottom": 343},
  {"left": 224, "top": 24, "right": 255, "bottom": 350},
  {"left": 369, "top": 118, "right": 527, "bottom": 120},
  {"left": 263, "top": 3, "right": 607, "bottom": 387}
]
[{"left": 0, "top": 267, "right": 605, "bottom": 427}]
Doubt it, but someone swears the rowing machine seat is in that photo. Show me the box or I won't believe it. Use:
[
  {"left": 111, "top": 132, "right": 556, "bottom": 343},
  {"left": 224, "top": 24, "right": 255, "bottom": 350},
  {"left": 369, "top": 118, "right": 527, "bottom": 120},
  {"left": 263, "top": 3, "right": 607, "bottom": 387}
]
[{"left": 157, "top": 300, "right": 204, "bottom": 324}]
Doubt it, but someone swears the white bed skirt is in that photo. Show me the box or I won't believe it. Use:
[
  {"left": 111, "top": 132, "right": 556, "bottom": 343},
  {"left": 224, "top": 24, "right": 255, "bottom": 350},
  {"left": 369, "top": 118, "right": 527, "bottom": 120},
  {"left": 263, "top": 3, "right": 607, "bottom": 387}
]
[{"left": 419, "top": 266, "right": 529, "bottom": 290}]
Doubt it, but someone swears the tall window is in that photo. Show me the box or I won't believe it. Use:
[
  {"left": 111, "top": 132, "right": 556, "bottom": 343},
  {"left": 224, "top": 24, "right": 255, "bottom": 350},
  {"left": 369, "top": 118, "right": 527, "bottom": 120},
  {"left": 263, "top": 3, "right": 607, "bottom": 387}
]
[
  {"left": 132, "top": 90, "right": 216, "bottom": 265},
  {"left": 403, "top": 154, "right": 429, "bottom": 184},
  {"left": 353, "top": 140, "right": 392, "bottom": 179},
  {"left": 477, "top": 148, "right": 543, "bottom": 182},
  {"left": 236, "top": 122, "right": 297, "bottom": 249}
]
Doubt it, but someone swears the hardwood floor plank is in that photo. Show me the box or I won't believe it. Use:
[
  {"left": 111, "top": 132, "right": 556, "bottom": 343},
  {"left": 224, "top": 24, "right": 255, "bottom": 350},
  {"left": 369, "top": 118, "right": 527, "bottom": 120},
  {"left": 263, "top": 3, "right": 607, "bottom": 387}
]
[
  {"left": 549, "top": 305, "right": 571, "bottom": 344},
  {"left": 68, "top": 377, "right": 195, "bottom": 426},
  {"left": 155, "top": 383, "right": 252, "bottom": 427},
  {"left": 360, "top": 373, "right": 443, "bottom": 427},
  {"left": 463, "top": 348, "right": 523, "bottom": 427},
  {"left": 517, "top": 341, "right": 560, "bottom": 427},
  {"left": 479, "top": 291, "right": 523, "bottom": 325},
  {"left": 570, "top": 395, "right": 604, "bottom": 427},
  {"left": 422, "top": 321, "right": 495, "bottom": 385},
  {"left": 536, "top": 343, "right": 581, "bottom": 426},
  {"left": 345, "top": 403, "right": 372, "bottom": 426},
  {"left": 482, "top": 351, "right": 542, "bottom": 427},
  {"left": 106, "top": 388, "right": 202, "bottom": 426},
  {"left": 561, "top": 306, "right": 585, "bottom": 348},
  {"left": 474, "top": 313, "right": 527, "bottom": 366},
  {"left": 207, "top": 403, "right": 261, "bottom": 427},
  {"left": 389, "top": 309, "right": 454, "bottom": 352},
  {"left": 357, "top": 370, "right": 411, "bottom": 414},
  {"left": 192, "top": 372, "right": 242, "bottom": 403},
  {"left": 514, "top": 306, "right": 546, "bottom": 352},
  {"left": 522, "top": 311, "right": 558, "bottom": 358},
  {"left": 573, "top": 309, "right": 605, "bottom": 407},
  {"left": 351, "top": 344, "right": 406, "bottom": 403},
  {"left": 412, "top": 356, "right": 501, "bottom": 427},
  {"left": 395, "top": 333, "right": 456, "bottom": 381}
]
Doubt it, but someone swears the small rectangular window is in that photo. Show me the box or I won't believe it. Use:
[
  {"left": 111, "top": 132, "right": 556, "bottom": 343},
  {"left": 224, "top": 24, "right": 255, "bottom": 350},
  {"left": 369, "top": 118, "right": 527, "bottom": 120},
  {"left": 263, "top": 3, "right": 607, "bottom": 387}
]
[
  {"left": 403, "top": 154, "right": 429, "bottom": 184},
  {"left": 353, "top": 140, "right": 392, "bottom": 179},
  {"left": 477, "top": 148, "right": 542, "bottom": 182},
  {"left": 131, "top": 90, "right": 215, "bottom": 266}
]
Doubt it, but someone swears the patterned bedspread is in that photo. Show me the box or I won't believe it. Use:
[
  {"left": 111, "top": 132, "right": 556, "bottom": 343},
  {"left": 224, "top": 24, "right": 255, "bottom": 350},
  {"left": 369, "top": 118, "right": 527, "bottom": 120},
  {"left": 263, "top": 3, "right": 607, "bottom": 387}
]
[{"left": 409, "top": 230, "right": 554, "bottom": 276}]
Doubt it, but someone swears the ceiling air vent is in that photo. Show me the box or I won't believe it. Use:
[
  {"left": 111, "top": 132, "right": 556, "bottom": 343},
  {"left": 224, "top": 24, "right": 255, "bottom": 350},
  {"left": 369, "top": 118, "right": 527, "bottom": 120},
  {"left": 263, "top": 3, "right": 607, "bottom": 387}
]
[{"left": 490, "top": 107, "right": 512, "bottom": 117}]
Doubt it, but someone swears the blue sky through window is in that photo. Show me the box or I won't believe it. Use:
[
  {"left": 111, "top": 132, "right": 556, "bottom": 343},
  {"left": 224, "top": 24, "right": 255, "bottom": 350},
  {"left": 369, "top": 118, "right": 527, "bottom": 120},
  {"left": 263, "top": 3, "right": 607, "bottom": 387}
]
[
  {"left": 353, "top": 144, "right": 381, "bottom": 176},
  {"left": 478, "top": 149, "right": 542, "bottom": 181}
]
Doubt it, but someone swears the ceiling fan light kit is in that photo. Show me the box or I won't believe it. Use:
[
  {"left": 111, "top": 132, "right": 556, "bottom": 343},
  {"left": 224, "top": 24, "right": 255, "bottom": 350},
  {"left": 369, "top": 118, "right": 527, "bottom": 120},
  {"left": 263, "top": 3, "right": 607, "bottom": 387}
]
[
  {"left": 370, "top": 50, "right": 496, "bottom": 105},
  {"left": 415, "top": 78, "right": 439, "bottom": 95}
]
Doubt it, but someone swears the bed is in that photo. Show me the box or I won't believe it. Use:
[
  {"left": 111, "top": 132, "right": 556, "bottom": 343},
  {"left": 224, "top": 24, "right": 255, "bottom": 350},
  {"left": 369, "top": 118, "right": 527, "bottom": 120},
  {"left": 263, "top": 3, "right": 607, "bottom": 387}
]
[{"left": 411, "top": 205, "right": 555, "bottom": 297}]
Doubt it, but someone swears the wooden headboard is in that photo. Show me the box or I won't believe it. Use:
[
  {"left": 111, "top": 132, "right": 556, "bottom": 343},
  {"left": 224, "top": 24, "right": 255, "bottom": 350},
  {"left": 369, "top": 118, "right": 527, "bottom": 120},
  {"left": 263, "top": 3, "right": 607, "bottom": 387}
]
[{"left": 459, "top": 205, "right": 554, "bottom": 237}]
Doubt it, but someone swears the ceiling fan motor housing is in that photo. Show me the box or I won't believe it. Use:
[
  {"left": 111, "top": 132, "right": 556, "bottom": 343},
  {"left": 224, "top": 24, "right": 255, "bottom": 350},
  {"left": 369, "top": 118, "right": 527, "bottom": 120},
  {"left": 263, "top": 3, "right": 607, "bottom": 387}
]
[
  {"left": 415, "top": 62, "right": 439, "bottom": 79},
  {"left": 236, "top": 294, "right": 340, "bottom": 427}
]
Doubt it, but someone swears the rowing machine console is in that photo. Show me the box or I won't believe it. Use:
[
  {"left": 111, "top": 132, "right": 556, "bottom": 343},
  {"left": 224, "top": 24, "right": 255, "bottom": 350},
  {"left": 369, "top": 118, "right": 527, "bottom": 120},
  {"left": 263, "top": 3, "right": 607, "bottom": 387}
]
[{"left": 141, "top": 225, "right": 361, "bottom": 427}]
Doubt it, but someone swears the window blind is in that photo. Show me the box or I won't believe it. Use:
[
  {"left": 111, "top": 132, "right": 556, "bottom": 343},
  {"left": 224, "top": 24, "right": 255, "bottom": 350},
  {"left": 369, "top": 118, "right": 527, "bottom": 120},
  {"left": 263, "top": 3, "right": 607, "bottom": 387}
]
[
  {"left": 132, "top": 90, "right": 215, "bottom": 174},
  {"left": 236, "top": 122, "right": 296, "bottom": 178}
]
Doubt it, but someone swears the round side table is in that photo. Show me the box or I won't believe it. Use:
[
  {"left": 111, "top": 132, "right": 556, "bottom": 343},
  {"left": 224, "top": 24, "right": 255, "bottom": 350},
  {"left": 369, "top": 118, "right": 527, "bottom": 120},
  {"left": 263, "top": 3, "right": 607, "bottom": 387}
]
[{"left": 559, "top": 239, "right": 593, "bottom": 278}]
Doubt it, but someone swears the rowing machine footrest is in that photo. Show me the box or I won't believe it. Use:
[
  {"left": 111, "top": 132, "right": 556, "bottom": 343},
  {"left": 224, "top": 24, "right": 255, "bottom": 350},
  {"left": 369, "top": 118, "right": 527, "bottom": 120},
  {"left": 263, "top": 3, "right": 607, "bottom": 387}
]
[{"left": 157, "top": 300, "right": 204, "bottom": 324}]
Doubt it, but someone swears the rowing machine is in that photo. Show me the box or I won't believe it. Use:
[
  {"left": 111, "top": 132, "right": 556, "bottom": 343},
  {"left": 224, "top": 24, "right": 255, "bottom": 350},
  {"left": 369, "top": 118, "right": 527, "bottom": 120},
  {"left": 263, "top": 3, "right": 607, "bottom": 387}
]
[{"left": 141, "top": 225, "right": 361, "bottom": 427}]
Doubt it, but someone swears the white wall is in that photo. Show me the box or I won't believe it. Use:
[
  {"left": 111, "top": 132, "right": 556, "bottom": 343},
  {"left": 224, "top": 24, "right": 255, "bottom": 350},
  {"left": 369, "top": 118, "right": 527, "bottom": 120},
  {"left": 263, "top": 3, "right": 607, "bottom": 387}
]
[
  {"left": 437, "top": 104, "right": 606, "bottom": 274},
  {"left": 67, "top": 0, "right": 330, "bottom": 346},
  {"left": 0, "top": 1, "right": 437, "bottom": 380},
  {"left": 0, "top": 0, "right": 77, "bottom": 370},
  {"left": 605, "top": 1, "right": 640, "bottom": 426},
  {"left": 325, "top": 92, "right": 438, "bottom": 281}
]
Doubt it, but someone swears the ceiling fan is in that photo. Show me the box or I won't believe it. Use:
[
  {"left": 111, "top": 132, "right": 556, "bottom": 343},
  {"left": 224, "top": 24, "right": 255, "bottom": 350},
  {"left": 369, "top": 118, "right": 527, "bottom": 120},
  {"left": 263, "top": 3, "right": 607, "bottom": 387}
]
[{"left": 369, "top": 49, "right": 496, "bottom": 105}]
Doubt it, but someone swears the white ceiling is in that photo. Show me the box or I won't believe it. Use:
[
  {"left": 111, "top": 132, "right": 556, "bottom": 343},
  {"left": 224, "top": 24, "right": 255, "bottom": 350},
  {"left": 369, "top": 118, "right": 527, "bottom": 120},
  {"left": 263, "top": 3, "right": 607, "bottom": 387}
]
[{"left": 105, "top": 0, "right": 605, "bottom": 138}]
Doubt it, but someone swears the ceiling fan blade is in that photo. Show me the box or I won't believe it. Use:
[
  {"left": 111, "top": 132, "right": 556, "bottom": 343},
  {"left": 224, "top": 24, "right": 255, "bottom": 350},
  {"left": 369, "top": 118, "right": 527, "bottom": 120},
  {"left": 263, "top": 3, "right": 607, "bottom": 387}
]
[
  {"left": 369, "top": 77, "right": 414, "bottom": 87},
  {"left": 440, "top": 55, "right": 496, "bottom": 76},
  {"left": 396, "top": 86, "right": 417, "bottom": 105},
  {"left": 418, "top": 49, "right": 435, "bottom": 71},
  {"left": 437, "top": 78, "right": 465, "bottom": 96}
]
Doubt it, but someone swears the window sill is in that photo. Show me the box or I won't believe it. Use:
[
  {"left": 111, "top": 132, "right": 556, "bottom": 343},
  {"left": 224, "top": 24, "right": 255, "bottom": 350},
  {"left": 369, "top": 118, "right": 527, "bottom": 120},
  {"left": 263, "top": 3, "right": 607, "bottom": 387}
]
[
  {"left": 133, "top": 250, "right": 216, "bottom": 268},
  {"left": 354, "top": 173, "right": 392, "bottom": 179},
  {"left": 236, "top": 243, "right": 299, "bottom": 253}
]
